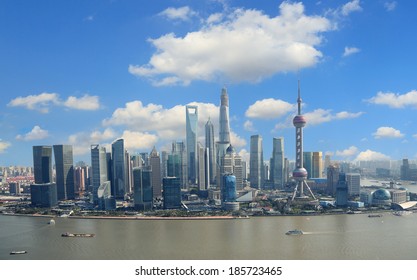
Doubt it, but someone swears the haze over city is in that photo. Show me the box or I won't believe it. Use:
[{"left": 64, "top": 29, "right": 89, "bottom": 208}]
[{"left": 1, "top": 0, "right": 416, "bottom": 167}]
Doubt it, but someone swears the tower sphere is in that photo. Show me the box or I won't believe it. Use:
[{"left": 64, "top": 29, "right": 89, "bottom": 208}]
[
  {"left": 293, "top": 115, "right": 306, "bottom": 127},
  {"left": 293, "top": 167, "right": 308, "bottom": 179}
]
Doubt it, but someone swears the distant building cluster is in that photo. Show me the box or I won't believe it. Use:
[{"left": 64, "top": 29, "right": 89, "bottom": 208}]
[{"left": 2, "top": 86, "right": 417, "bottom": 213}]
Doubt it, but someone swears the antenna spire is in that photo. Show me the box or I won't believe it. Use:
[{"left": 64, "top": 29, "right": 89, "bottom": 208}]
[{"left": 297, "top": 80, "right": 302, "bottom": 115}]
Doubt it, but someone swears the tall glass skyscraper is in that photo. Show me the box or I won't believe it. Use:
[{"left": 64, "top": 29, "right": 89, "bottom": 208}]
[
  {"left": 205, "top": 118, "right": 216, "bottom": 184},
  {"left": 250, "top": 135, "right": 264, "bottom": 189},
  {"left": 91, "top": 144, "right": 108, "bottom": 204},
  {"left": 217, "top": 88, "right": 231, "bottom": 164},
  {"left": 112, "top": 139, "right": 126, "bottom": 199},
  {"left": 270, "top": 137, "right": 285, "bottom": 189},
  {"left": 150, "top": 146, "right": 162, "bottom": 198},
  {"left": 33, "top": 146, "right": 53, "bottom": 184},
  {"left": 186, "top": 105, "right": 198, "bottom": 185},
  {"left": 133, "top": 167, "right": 153, "bottom": 211},
  {"left": 53, "top": 145, "right": 75, "bottom": 200}
]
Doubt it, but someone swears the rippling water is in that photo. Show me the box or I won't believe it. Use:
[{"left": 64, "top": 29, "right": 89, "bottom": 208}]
[{"left": 1, "top": 213, "right": 417, "bottom": 260}]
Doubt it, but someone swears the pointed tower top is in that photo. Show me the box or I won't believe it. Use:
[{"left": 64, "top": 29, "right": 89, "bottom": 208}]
[{"left": 297, "top": 80, "right": 302, "bottom": 115}]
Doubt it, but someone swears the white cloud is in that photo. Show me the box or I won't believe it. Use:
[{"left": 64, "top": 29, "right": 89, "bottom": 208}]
[
  {"left": 206, "top": 13, "right": 223, "bottom": 24},
  {"left": 373, "top": 126, "right": 404, "bottom": 139},
  {"left": 238, "top": 148, "right": 250, "bottom": 163},
  {"left": 384, "top": 1, "right": 397, "bottom": 11},
  {"left": 244, "top": 120, "right": 256, "bottom": 132},
  {"left": 366, "top": 90, "right": 417, "bottom": 108},
  {"left": 63, "top": 95, "right": 101, "bottom": 110},
  {"left": 355, "top": 149, "right": 390, "bottom": 161},
  {"left": 8, "top": 92, "right": 59, "bottom": 113},
  {"left": 120, "top": 130, "right": 159, "bottom": 151},
  {"left": 336, "top": 146, "right": 359, "bottom": 157},
  {"left": 8, "top": 93, "right": 101, "bottom": 113},
  {"left": 0, "top": 141, "right": 11, "bottom": 153},
  {"left": 343, "top": 46, "right": 360, "bottom": 57},
  {"left": 16, "top": 126, "right": 49, "bottom": 141},
  {"left": 341, "top": 0, "right": 362, "bottom": 16},
  {"left": 245, "top": 99, "right": 295, "bottom": 119},
  {"left": 230, "top": 131, "right": 246, "bottom": 148},
  {"left": 304, "top": 109, "right": 363, "bottom": 125},
  {"left": 159, "top": 6, "right": 198, "bottom": 21},
  {"left": 130, "top": 2, "right": 332, "bottom": 86}
]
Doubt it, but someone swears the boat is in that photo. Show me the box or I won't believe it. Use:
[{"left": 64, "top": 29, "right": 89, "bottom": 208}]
[
  {"left": 285, "top": 229, "right": 304, "bottom": 235},
  {"left": 368, "top": 214, "right": 383, "bottom": 218},
  {"left": 61, "top": 232, "right": 95, "bottom": 237},
  {"left": 48, "top": 219, "right": 55, "bottom": 225},
  {"left": 10, "top": 251, "right": 27, "bottom": 255}
]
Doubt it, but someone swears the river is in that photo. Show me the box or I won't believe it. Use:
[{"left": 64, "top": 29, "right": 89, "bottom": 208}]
[{"left": 1, "top": 212, "right": 416, "bottom": 260}]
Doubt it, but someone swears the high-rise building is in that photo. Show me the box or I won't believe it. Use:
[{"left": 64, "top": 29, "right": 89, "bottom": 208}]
[
  {"left": 163, "top": 177, "right": 181, "bottom": 209},
  {"left": 205, "top": 118, "right": 216, "bottom": 184},
  {"left": 33, "top": 146, "right": 53, "bottom": 184},
  {"left": 291, "top": 81, "right": 316, "bottom": 201},
  {"left": 220, "top": 145, "right": 243, "bottom": 190},
  {"left": 150, "top": 147, "right": 162, "bottom": 198},
  {"left": 186, "top": 105, "right": 198, "bottom": 185},
  {"left": 112, "top": 139, "right": 126, "bottom": 199},
  {"left": 125, "top": 150, "right": 132, "bottom": 194},
  {"left": 217, "top": 88, "right": 231, "bottom": 176},
  {"left": 312, "top": 151, "right": 323, "bottom": 178},
  {"left": 91, "top": 144, "right": 108, "bottom": 204},
  {"left": 53, "top": 145, "right": 75, "bottom": 200},
  {"left": 222, "top": 174, "right": 236, "bottom": 202},
  {"left": 270, "top": 137, "right": 285, "bottom": 189},
  {"left": 327, "top": 164, "right": 340, "bottom": 196},
  {"left": 97, "top": 181, "right": 114, "bottom": 210},
  {"left": 303, "top": 152, "right": 313, "bottom": 179},
  {"left": 171, "top": 141, "right": 187, "bottom": 188},
  {"left": 335, "top": 173, "right": 348, "bottom": 207},
  {"left": 74, "top": 166, "right": 85, "bottom": 195},
  {"left": 346, "top": 173, "right": 361, "bottom": 196},
  {"left": 31, "top": 145, "right": 57, "bottom": 207},
  {"left": 197, "top": 142, "right": 208, "bottom": 191},
  {"left": 250, "top": 135, "right": 264, "bottom": 189},
  {"left": 133, "top": 167, "right": 153, "bottom": 211},
  {"left": 161, "top": 151, "right": 168, "bottom": 178}
]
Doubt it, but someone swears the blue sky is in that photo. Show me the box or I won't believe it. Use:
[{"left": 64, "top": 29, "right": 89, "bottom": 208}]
[{"left": 1, "top": 0, "right": 416, "bottom": 166}]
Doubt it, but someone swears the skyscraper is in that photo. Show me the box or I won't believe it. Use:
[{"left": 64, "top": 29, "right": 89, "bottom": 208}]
[
  {"left": 312, "top": 151, "right": 323, "bottom": 178},
  {"left": 33, "top": 146, "right": 53, "bottom": 184},
  {"left": 250, "top": 135, "right": 264, "bottom": 189},
  {"left": 91, "top": 144, "right": 108, "bottom": 204},
  {"left": 163, "top": 177, "right": 181, "bottom": 209},
  {"left": 53, "top": 145, "right": 75, "bottom": 200},
  {"left": 197, "top": 142, "right": 208, "bottom": 191},
  {"left": 112, "top": 139, "right": 126, "bottom": 199},
  {"left": 346, "top": 173, "right": 361, "bottom": 196},
  {"left": 205, "top": 118, "right": 216, "bottom": 184},
  {"left": 150, "top": 146, "right": 162, "bottom": 198},
  {"left": 186, "top": 105, "right": 198, "bottom": 185},
  {"left": 327, "top": 164, "right": 340, "bottom": 196},
  {"left": 31, "top": 145, "right": 57, "bottom": 207},
  {"left": 217, "top": 87, "right": 231, "bottom": 166},
  {"left": 270, "top": 137, "right": 285, "bottom": 189},
  {"left": 171, "top": 141, "right": 187, "bottom": 188},
  {"left": 220, "top": 145, "right": 243, "bottom": 190},
  {"left": 133, "top": 167, "right": 153, "bottom": 211},
  {"left": 291, "top": 81, "right": 316, "bottom": 201},
  {"left": 303, "top": 152, "right": 313, "bottom": 178}
]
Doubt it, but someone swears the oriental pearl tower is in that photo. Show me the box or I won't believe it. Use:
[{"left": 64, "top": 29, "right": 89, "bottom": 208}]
[{"left": 291, "top": 81, "right": 317, "bottom": 202}]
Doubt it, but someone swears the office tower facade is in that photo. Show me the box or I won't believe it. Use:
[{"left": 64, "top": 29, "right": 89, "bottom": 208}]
[
  {"left": 346, "top": 173, "right": 361, "bottom": 196},
  {"left": 220, "top": 145, "right": 243, "bottom": 190},
  {"left": 161, "top": 151, "right": 168, "bottom": 178},
  {"left": 33, "top": 146, "right": 53, "bottom": 184},
  {"left": 312, "top": 152, "right": 323, "bottom": 178},
  {"left": 74, "top": 166, "right": 85, "bottom": 194},
  {"left": 250, "top": 135, "right": 264, "bottom": 189},
  {"left": 91, "top": 144, "right": 108, "bottom": 204},
  {"left": 171, "top": 141, "right": 187, "bottom": 188},
  {"left": 163, "top": 177, "right": 181, "bottom": 209},
  {"left": 112, "top": 139, "right": 126, "bottom": 199},
  {"left": 222, "top": 174, "right": 237, "bottom": 202},
  {"left": 335, "top": 173, "right": 348, "bottom": 207},
  {"left": 186, "top": 105, "right": 198, "bottom": 185},
  {"left": 31, "top": 145, "right": 57, "bottom": 207},
  {"left": 327, "top": 164, "right": 340, "bottom": 196},
  {"left": 197, "top": 143, "right": 208, "bottom": 191},
  {"left": 97, "top": 181, "right": 114, "bottom": 210},
  {"left": 303, "top": 152, "right": 313, "bottom": 179},
  {"left": 53, "top": 145, "right": 75, "bottom": 200},
  {"left": 291, "top": 81, "right": 316, "bottom": 201},
  {"left": 150, "top": 147, "right": 162, "bottom": 198},
  {"left": 217, "top": 88, "right": 231, "bottom": 172},
  {"left": 205, "top": 118, "right": 216, "bottom": 184},
  {"left": 125, "top": 151, "right": 132, "bottom": 194},
  {"left": 270, "top": 137, "right": 285, "bottom": 189},
  {"left": 133, "top": 167, "right": 153, "bottom": 211}
]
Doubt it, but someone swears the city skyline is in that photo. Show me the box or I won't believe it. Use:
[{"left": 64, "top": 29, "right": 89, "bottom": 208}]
[{"left": 1, "top": 0, "right": 417, "bottom": 166}]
